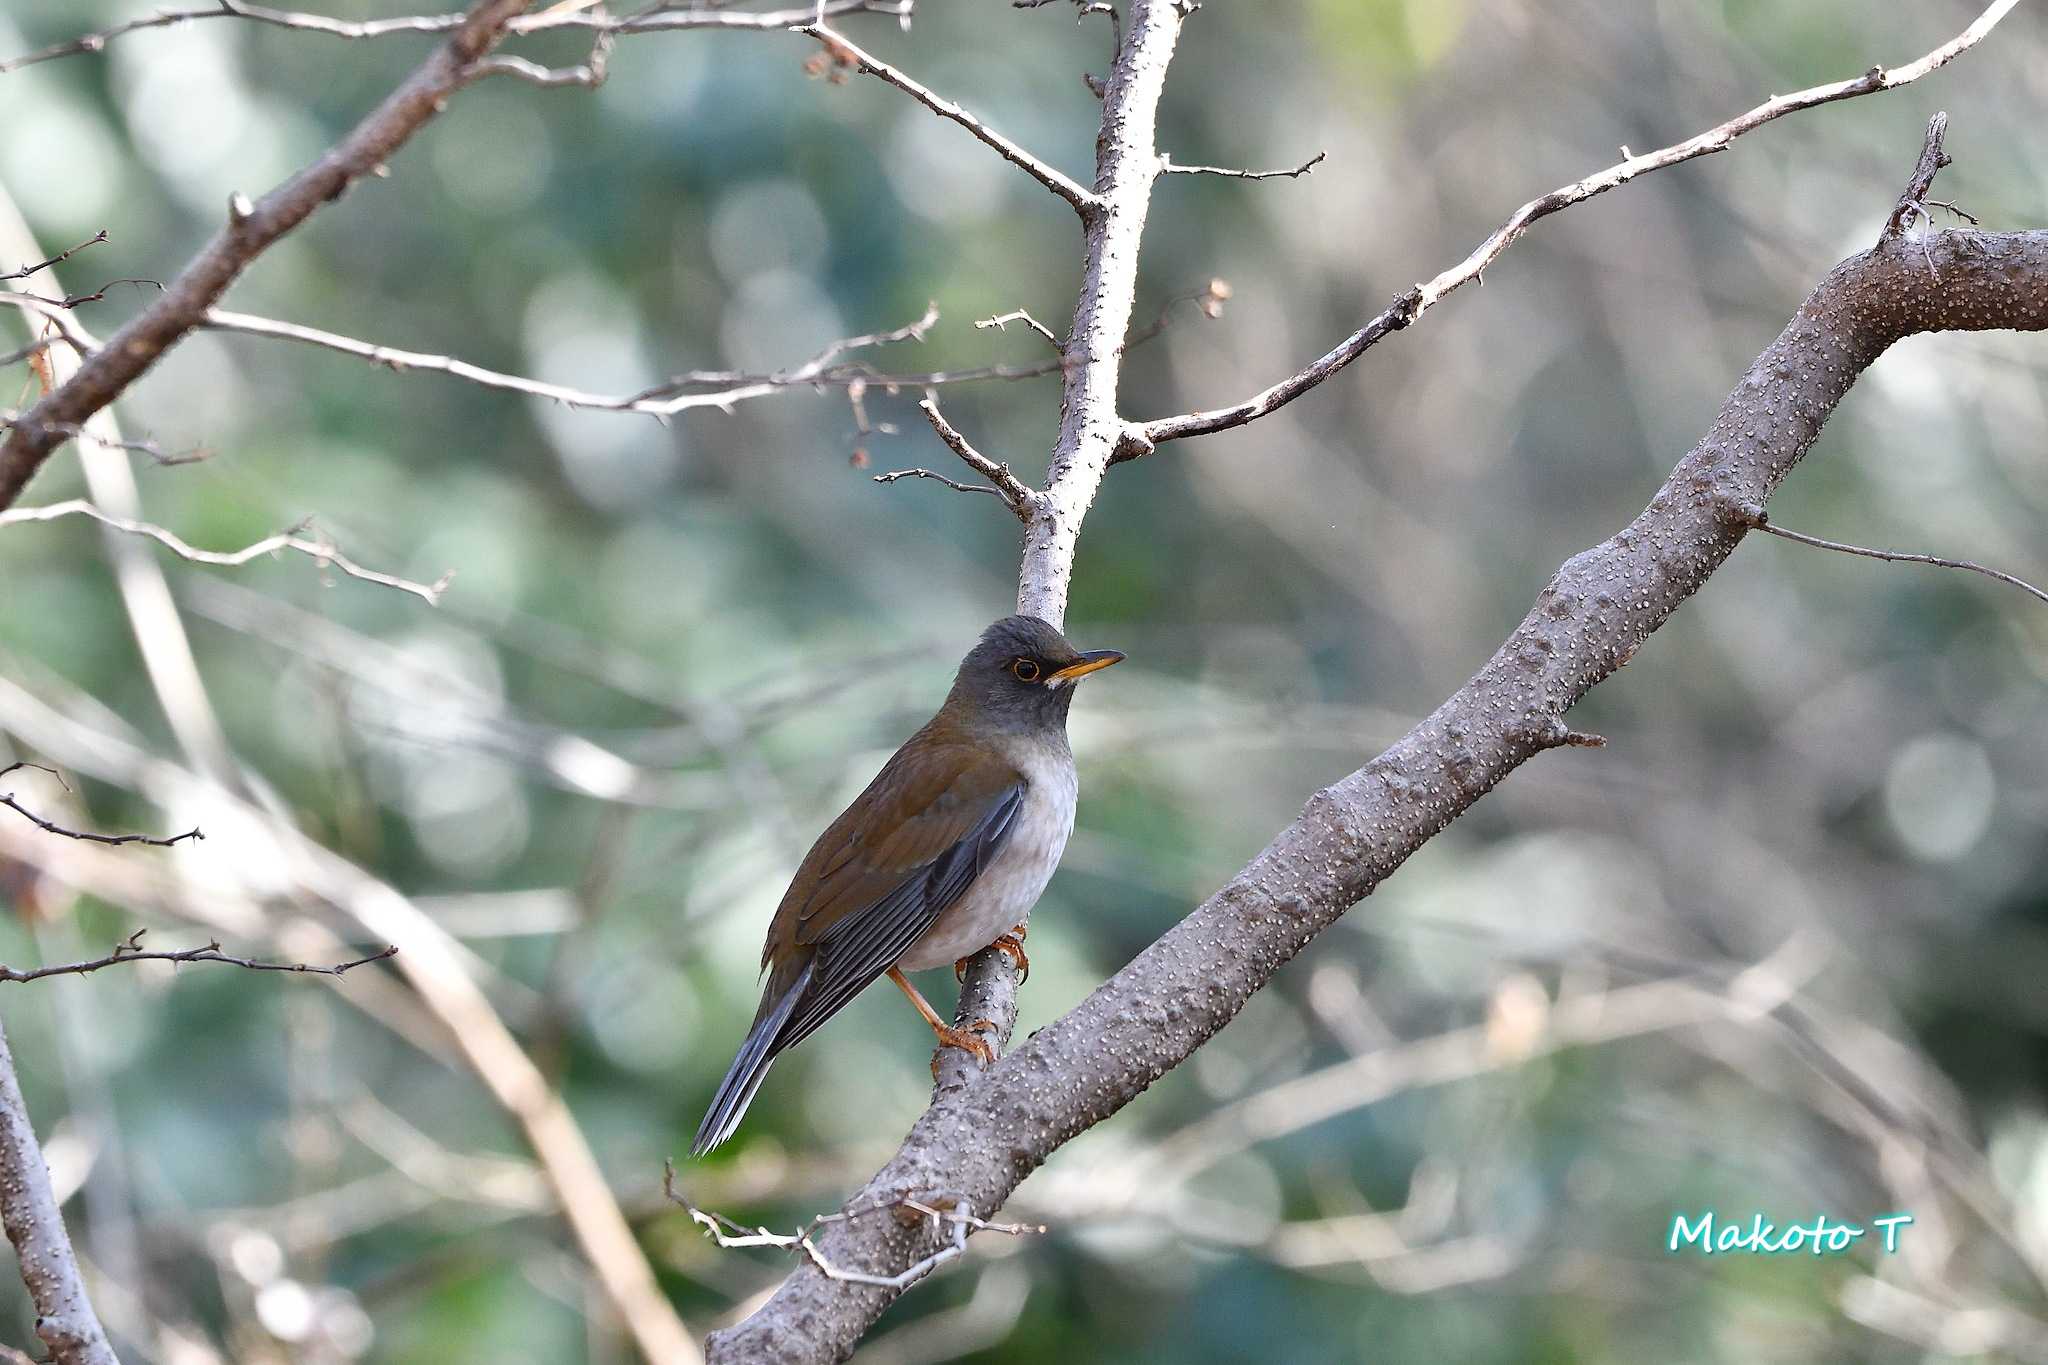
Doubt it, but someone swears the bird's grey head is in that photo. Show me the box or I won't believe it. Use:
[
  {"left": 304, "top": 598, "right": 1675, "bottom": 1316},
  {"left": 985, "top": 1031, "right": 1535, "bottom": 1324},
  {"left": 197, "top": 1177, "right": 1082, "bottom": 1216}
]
[{"left": 943, "top": 615, "right": 1124, "bottom": 734}]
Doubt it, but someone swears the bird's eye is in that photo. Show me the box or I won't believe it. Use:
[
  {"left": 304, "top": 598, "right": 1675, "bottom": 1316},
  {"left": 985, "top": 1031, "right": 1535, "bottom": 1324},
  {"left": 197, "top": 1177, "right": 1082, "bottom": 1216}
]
[{"left": 1010, "top": 657, "right": 1042, "bottom": 683}]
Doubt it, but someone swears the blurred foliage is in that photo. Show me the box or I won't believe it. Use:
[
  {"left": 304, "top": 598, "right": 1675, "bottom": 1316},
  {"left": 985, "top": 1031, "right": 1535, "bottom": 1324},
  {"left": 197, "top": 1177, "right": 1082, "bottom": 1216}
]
[{"left": 2, "top": 1, "right": 2048, "bottom": 1361}]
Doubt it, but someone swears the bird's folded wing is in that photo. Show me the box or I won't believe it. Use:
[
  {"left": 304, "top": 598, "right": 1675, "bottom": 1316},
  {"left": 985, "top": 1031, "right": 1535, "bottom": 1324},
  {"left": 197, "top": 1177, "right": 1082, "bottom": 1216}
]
[{"left": 769, "top": 737, "right": 1025, "bottom": 1052}]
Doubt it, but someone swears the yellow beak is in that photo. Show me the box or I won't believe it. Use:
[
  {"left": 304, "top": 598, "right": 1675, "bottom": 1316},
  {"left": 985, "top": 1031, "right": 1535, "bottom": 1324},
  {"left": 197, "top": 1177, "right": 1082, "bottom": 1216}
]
[{"left": 1046, "top": 649, "right": 1125, "bottom": 683}]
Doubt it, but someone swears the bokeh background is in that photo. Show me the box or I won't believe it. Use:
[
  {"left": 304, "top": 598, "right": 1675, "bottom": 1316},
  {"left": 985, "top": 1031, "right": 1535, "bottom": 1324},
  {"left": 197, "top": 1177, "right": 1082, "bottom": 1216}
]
[{"left": 4, "top": 1, "right": 2048, "bottom": 1360}]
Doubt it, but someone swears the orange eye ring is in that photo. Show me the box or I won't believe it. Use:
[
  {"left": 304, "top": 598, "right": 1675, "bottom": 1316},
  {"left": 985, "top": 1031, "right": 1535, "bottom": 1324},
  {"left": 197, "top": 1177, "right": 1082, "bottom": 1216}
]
[{"left": 1010, "top": 657, "right": 1042, "bottom": 683}]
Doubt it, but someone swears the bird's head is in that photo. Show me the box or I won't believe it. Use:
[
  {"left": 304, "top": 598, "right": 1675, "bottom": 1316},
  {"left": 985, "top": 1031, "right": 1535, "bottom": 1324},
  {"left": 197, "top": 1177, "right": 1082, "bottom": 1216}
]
[{"left": 943, "top": 615, "right": 1124, "bottom": 733}]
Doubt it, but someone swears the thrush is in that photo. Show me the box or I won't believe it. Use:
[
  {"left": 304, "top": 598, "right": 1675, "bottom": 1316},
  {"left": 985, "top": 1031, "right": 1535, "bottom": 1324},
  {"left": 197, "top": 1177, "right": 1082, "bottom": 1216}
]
[{"left": 691, "top": 615, "right": 1122, "bottom": 1154}]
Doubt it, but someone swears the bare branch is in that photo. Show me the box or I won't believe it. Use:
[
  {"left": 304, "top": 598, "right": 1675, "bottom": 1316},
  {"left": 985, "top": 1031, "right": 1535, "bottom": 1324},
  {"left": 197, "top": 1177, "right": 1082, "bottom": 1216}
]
[
  {"left": 1884, "top": 112, "right": 1954, "bottom": 242},
  {"left": 0, "top": 927, "right": 397, "bottom": 984},
  {"left": 475, "top": 27, "right": 612, "bottom": 87},
  {"left": 912, "top": 398, "right": 1038, "bottom": 519},
  {"left": 667, "top": 1162, "right": 1041, "bottom": 1292},
  {"left": 870, "top": 467, "right": 1009, "bottom": 501},
  {"left": 1736, "top": 505, "right": 2048, "bottom": 609},
  {"left": 1131, "top": 0, "right": 2023, "bottom": 453},
  {"left": 712, "top": 187, "right": 2048, "bottom": 1365},
  {"left": 0, "top": 499, "right": 451, "bottom": 604},
  {"left": 793, "top": 24, "right": 1101, "bottom": 216},
  {"left": 0, "top": 293, "right": 106, "bottom": 359},
  {"left": 974, "top": 310, "right": 1063, "bottom": 349},
  {"left": 1159, "top": 149, "right": 1324, "bottom": 180},
  {"left": 0, "top": 0, "right": 540, "bottom": 511},
  {"left": 0, "top": 1019, "right": 117, "bottom": 1365},
  {"left": 0, "top": 0, "right": 911, "bottom": 73},
  {"left": 0, "top": 761, "right": 202, "bottom": 848},
  {"left": 0, "top": 231, "right": 107, "bottom": 283},
  {"left": 0, "top": 414, "right": 209, "bottom": 468},
  {"left": 201, "top": 303, "right": 953, "bottom": 416},
  {"left": 710, "top": 7, "right": 1196, "bottom": 1351}
]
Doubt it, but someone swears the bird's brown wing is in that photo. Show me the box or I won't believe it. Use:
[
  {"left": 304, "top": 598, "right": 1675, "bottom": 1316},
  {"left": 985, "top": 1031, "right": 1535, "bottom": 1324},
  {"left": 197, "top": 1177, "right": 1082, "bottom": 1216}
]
[{"left": 762, "top": 726, "right": 1024, "bottom": 1052}]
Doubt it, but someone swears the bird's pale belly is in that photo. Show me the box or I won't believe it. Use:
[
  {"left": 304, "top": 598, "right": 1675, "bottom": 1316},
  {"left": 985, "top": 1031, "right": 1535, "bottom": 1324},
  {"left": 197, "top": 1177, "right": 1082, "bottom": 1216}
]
[{"left": 896, "top": 766, "right": 1076, "bottom": 972}]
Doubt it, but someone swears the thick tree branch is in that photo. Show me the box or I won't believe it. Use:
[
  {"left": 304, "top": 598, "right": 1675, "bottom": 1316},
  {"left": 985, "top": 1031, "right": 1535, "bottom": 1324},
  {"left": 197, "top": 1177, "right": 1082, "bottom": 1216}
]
[
  {"left": 710, "top": 187, "right": 2048, "bottom": 1365},
  {"left": 1126, "top": 0, "right": 2022, "bottom": 455},
  {"left": 0, "top": 1019, "right": 117, "bottom": 1365},
  {"left": 0, "top": 0, "right": 538, "bottom": 510}
]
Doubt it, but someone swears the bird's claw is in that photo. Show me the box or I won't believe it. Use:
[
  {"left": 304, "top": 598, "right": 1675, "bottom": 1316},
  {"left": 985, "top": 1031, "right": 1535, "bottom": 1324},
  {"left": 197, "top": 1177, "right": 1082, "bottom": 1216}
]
[
  {"left": 954, "top": 924, "right": 1030, "bottom": 982},
  {"left": 927, "top": 1019, "right": 998, "bottom": 1076}
]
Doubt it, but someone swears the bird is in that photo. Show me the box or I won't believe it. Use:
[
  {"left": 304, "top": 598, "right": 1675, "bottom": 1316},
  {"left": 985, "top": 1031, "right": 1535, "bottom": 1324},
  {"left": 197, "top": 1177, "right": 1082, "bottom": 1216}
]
[{"left": 691, "top": 615, "right": 1123, "bottom": 1155}]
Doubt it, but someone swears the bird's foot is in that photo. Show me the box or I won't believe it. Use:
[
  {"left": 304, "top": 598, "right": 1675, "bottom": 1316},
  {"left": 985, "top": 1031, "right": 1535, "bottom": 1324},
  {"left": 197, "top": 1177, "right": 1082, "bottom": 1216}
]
[
  {"left": 953, "top": 925, "right": 1030, "bottom": 982},
  {"left": 990, "top": 932, "right": 1029, "bottom": 981},
  {"left": 926, "top": 1019, "right": 998, "bottom": 1076}
]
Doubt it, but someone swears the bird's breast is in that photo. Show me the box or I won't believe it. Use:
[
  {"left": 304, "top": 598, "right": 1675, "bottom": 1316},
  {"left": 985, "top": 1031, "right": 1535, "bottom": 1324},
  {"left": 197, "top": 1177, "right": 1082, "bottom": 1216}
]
[{"left": 895, "top": 755, "right": 1078, "bottom": 972}]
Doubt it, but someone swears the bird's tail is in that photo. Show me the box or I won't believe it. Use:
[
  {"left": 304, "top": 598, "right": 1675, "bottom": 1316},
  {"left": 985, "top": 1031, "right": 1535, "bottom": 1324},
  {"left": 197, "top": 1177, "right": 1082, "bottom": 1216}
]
[{"left": 692, "top": 960, "right": 812, "bottom": 1155}]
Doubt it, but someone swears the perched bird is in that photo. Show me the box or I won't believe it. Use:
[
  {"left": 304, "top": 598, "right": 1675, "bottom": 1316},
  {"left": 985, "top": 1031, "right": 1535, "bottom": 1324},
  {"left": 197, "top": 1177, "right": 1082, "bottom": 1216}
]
[{"left": 692, "top": 615, "right": 1123, "bottom": 1154}]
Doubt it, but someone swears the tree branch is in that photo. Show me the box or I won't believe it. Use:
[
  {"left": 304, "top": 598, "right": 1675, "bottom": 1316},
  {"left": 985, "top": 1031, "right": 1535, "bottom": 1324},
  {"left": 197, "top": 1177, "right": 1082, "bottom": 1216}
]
[
  {"left": 0, "top": 1018, "right": 117, "bottom": 1365},
  {"left": 0, "top": 231, "right": 108, "bottom": 284},
  {"left": 0, "top": 0, "right": 911, "bottom": 73},
  {"left": 1126, "top": 0, "right": 2023, "bottom": 455},
  {"left": 0, "top": 927, "right": 396, "bottom": 984},
  {"left": 0, "top": 765, "right": 201, "bottom": 851},
  {"left": 910, "top": 398, "right": 1039, "bottom": 519},
  {"left": 198, "top": 304, "right": 962, "bottom": 416},
  {"left": 1159, "top": 149, "right": 1325, "bottom": 181},
  {"left": 1736, "top": 505, "right": 2048, "bottom": 609},
  {"left": 708, "top": 162, "right": 2048, "bottom": 1365},
  {"left": 0, "top": 0, "right": 539, "bottom": 511},
  {"left": 0, "top": 499, "right": 451, "bottom": 604},
  {"left": 794, "top": 24, "right": 1100, "bottom": 216}
]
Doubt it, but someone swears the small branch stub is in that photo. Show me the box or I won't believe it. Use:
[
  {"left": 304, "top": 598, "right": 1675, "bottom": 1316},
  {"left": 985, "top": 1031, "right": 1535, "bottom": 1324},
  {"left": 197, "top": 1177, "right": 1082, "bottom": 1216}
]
[{"left": 1882, "top": 111, "right": 1952, "bottom": 243}]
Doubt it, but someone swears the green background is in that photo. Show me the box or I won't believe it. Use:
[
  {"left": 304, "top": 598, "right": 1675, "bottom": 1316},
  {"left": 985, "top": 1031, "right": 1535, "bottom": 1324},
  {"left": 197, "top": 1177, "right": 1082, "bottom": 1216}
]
[{"left": 3, "top": 1, "right": 2047, "bottom": 1361}]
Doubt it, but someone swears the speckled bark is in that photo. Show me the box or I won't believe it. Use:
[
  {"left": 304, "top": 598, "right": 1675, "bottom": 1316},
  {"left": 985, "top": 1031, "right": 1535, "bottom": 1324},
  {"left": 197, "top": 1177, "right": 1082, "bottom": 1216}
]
[
  {"left": 0, "top": 1018, "right": 118, "bottom": 1365},
  {"left": 932, "top": 1, "right": 1188, "bottom": 1098},
  {"left": 707, "top": 229, "right": 2048, "bottom": 1362}
]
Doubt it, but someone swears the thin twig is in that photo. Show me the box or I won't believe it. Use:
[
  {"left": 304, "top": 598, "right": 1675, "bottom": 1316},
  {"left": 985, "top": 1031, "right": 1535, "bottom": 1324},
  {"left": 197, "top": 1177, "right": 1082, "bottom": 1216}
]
[
  {"left": 0, "top": 0, "right": 911, "bottom": 73},
  {"left": 1131, "top": 0, "right": 2023, "bottom": 452},
  {"left": 0, "top": 499, "right": 451, "bottom": 604},
  {"left": 476, "top": 27, "right": 612, "bottom": 86},
  {"left": 1159, "top": 150, "right": 1324, "bottom": 180},
  {"left": 202, "top": 304, "right": 951, "bottom": 416},
  {"left": 871, "top": 467, "right": 1008, "bottom": 501},
  {"left": 0, "top": 762, "right": 202, "bottom": 848},
  {"left": 914, "top": 397, "right": 1038, "bottom": 519},
  {"left": 975, "top": 310, "right": 1063, "bottom": 349},
  {"left": 1737, "top": 505, "right": 2048, "bottom": 608},
  {"left": 0, "top": 231, "right": 108, "bottom": 283},
  {"left": 666, "top": 1161, "right": 1041, "bottom": 1290},
  {"left": 0, "top": 415, "right": 209, "bottom": 467},
  {"left": 0, "top": 928, "right": 397, "bottom": 984},
  {"left": 794, "top": 24, "right": 1100, "bottom": 215}
]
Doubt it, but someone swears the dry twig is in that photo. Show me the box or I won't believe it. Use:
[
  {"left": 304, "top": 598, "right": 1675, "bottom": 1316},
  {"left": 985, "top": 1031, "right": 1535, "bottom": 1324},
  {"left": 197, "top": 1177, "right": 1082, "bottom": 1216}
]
[
  {"left": 0, "top": 928, "right": 396, "bottom": 984},
  {"left": 0, "top": 499, "right": 452, "bottom": 604},
  {"left": 0, "top": 761, "right": 201, "bottom": 848}
]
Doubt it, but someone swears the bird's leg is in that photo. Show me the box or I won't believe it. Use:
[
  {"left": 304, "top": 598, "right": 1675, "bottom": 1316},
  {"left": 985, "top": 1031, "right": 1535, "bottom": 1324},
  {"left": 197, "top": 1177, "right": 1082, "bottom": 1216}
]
[
  {"left": 955, "top": 922, "right": 1030, "bottom": 982},
  {"left": 887, "top": 966, "right": 996, "bottom": 1070}
]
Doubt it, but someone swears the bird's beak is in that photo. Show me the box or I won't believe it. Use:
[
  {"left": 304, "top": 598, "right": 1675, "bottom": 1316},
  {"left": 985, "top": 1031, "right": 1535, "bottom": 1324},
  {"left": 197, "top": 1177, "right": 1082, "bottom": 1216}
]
[{"left": 1046, "top": 649, "right": 1125, "bottom": 685}]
